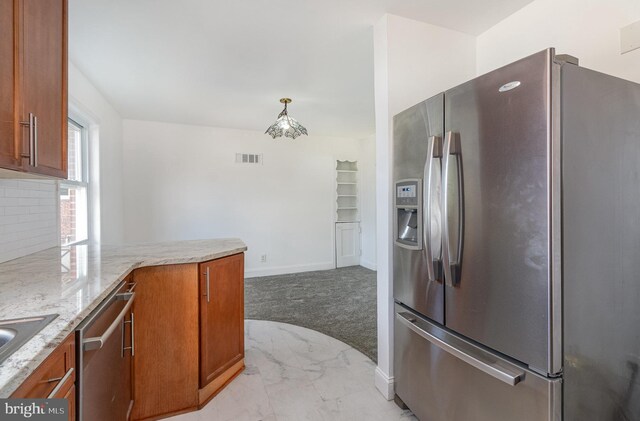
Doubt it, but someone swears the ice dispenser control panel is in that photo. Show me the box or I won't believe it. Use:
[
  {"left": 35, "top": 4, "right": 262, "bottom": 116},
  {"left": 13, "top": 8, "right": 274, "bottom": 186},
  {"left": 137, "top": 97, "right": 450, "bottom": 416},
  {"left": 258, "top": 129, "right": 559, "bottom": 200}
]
[
  {"left": 396, "top": 181, "right": 419, "bottom": 207},
  {"left": 394, "top": 179, "right": 422, "bottom": 250}
]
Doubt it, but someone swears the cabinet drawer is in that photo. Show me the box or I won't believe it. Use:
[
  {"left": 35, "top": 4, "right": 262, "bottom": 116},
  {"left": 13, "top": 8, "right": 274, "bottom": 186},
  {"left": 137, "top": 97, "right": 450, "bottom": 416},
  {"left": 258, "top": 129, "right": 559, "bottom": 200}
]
[{"left": 11, "top": 333, "right": 75, "bottom": 399}]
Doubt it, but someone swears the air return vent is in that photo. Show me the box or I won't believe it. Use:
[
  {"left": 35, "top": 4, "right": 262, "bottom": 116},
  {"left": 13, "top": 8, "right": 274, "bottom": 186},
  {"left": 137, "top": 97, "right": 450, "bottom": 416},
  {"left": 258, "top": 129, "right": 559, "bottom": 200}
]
[{"left": 235, "top": 153, "right": 263, "bottom": 164}]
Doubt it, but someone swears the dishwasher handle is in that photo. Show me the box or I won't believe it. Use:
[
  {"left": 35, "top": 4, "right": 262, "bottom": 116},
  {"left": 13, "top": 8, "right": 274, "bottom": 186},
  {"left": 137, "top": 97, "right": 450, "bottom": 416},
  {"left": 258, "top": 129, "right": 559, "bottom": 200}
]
[{"left": 83, "top": 292, "right": 135, "bottom": 352}]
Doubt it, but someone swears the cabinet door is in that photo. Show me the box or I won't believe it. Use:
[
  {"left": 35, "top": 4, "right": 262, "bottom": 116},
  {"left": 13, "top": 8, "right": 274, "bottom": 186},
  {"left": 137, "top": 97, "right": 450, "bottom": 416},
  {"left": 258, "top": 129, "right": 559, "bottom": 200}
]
[
  {"left": 20, "top": 0, "right": 67, "bottom": 177},
  {"left": 130, "top": 265, "right": 200, "bottom": 420},
  {"left": 11, "top": 333, "right": 75, "bottom": 420},
  {"left": 0, "top": 0, "right": 20, "bottom": 170},
  {"left": 199, "top": 253, "right": 244, "bottom": 388},
  {"left": 62, "top": 384, "right": 76, "bottom": 421},
  {"left": 336, "top": 222, "right": 361, "bottom": 268}
]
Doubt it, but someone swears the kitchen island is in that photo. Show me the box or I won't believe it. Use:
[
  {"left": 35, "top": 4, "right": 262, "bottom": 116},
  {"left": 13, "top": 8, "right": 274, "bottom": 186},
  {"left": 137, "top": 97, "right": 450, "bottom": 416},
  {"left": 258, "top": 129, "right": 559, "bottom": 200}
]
[{"left": 0, "top": 238, "right": 246, "bottom": 400}]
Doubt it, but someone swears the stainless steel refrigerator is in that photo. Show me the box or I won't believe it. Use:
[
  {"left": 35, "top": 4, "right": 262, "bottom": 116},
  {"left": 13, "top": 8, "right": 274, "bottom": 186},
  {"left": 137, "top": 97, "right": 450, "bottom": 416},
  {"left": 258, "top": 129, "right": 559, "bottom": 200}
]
[{"left": 392, "top": 48, "right": 640, "bottom": 421}]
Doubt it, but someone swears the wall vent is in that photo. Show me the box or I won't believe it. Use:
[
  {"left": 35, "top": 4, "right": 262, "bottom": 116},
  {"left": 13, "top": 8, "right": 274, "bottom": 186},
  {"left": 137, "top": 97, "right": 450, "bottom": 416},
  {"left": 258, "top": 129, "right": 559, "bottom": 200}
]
[{"left": 235, "top": 153, "right": 263, "bottom": 165}]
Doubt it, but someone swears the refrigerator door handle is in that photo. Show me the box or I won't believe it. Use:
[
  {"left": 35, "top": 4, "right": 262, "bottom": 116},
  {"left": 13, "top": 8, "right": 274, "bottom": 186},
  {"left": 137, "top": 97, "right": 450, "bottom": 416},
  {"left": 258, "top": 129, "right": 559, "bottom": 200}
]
[
  {"left": 441, "top": 131, "right": 454, "bottom": 286},
  {"left": 423, "top": 135, "right": 441, "bottom": 283},
  {"left": 396, "top": 311, "right": 525, "bottom": 386},
  {"left": 441, "top": 131, "right": 464, "bottom": 287}
]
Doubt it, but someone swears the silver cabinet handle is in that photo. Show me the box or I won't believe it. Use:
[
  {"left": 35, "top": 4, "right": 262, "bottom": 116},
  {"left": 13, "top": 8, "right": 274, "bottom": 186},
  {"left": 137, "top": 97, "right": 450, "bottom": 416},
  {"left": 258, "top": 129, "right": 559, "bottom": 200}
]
[
  {"left": 130, "top": 313, "right": 135, "bottom": 356},
  {"left": 423, "top": 135, "right": 441, "bottom": 283},
  {"left": 396, "top": 312, "right": 524, "bottom": 386},
  {"left": 205, "top": 267, "right": 210, "bottom": 303},
  {"left": 84, "top": 292, "right": 136, "bottom": 351},
  {"left": 19, "top": 113, "right": 35, "bottom": 166},
  {"left": 33, "top": 115, "right": 38, "bottom": 167},
  {"left": 46, "top": 367, "right": 74, "bottom": 399},
  {"left": 123, "top": 312, "right": 135, "bottom": 357}
]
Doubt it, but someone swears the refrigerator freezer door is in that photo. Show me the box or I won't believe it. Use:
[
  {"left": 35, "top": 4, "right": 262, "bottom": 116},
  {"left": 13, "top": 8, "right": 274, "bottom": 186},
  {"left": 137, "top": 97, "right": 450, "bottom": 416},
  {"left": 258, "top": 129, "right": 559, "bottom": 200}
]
[
  {"left": 562, "top": 64, "right": 640, "bottom": 420},
  {"left": 443, "top": 49, "right": 557, "bottom": 374},
  {"left": 394, "top": 305, "right": 561, "bottom": 421},
  {"left": 393, "top": 94, "right": 444, "bottom": 323}
]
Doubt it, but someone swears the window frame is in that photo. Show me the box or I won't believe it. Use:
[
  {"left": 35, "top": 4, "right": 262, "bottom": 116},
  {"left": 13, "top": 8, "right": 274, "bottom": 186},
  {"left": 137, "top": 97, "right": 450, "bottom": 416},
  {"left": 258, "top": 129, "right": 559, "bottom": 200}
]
[{"left": 59, "top": 117, "right": 90, "bottom": 246}]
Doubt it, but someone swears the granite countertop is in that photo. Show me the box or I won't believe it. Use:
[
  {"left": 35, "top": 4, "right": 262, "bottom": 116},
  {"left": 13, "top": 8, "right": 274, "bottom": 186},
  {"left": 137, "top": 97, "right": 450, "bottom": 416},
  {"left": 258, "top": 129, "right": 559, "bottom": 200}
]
[{"left": 0, "top": 238, "right": 247, "bottom": 397}]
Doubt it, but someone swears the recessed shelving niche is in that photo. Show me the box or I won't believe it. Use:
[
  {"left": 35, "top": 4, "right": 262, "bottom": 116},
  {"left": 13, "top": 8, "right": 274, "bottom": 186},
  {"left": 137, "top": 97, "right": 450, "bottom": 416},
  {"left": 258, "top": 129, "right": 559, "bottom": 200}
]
[{"left": 336, "top": 160, "right": 359, "bottom": 222}]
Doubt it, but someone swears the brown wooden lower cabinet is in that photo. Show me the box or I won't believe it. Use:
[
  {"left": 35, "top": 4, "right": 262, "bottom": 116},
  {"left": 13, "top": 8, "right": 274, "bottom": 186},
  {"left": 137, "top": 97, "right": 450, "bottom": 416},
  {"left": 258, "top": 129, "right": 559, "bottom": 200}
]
[
  {"left": 11, "top": 332, "right": 76, "bottom": 421},
  {"left": 199, "top": 254, "right": 244, "bottom": 388},
  {"left": 9, "top": 253, "right": 244, "bottom": 421},
  {"left": 129, "top": 264, "right": 200, "bottom": 420},
  {"left": 63, "top": 384, "right": 76, "bottom": 421},
  {"left": 130, "top": 253, "right": 245, "bottom": 420}
]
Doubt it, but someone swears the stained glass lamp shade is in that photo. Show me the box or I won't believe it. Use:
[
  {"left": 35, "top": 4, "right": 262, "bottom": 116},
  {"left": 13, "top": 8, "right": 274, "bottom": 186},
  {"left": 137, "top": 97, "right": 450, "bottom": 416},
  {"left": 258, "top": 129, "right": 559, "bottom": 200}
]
[{"left": 265, "top": 98, "right": 308, "bottom": 139}]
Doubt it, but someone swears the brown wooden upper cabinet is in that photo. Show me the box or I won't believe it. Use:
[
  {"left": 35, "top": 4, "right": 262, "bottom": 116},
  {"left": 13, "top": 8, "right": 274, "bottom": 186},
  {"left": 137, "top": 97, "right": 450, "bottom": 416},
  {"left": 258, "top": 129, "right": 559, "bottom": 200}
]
[
  {"left": 0, "top": 0, "right": 19, "bottom": 171},
  {"left": 0, "top": 0, "right": 67, "bottom": 178},
  {"left": 199, "top": 253, "right": 245, "bottom": 388}
]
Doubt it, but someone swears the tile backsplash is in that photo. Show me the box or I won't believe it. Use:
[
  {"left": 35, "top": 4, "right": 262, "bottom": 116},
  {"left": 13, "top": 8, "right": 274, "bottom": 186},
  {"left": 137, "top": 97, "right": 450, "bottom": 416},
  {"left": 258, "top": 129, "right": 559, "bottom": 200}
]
[{"left": 0, "top": 179, "right": 58, "bottom": 264}]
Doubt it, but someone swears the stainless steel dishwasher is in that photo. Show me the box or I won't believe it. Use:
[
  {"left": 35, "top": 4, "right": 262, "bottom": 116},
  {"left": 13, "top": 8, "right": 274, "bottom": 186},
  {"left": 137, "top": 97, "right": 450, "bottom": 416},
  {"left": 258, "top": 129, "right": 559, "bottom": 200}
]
[{"left": 76, "top": 280, "right": 135, "bottom": 421}]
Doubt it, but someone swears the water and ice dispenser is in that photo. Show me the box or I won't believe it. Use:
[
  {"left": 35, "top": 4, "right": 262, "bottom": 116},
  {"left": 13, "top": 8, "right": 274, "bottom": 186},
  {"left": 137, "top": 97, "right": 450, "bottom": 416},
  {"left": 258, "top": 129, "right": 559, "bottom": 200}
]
[{"left": 395, "top": 179, "right": 422, "bottom": 250}]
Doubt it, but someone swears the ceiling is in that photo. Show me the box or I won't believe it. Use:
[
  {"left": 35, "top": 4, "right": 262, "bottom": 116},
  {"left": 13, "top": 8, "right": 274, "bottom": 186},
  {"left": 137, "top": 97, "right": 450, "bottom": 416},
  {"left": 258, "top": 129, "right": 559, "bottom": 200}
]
[{"left": 69, "top": 0, "right": 534, "bottom": 138}]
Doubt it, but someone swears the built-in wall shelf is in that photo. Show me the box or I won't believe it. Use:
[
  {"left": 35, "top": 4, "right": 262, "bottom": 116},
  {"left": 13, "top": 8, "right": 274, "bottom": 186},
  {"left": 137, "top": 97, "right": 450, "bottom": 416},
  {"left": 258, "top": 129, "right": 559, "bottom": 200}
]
[
  {"left": 336, "top": 160, "right": 359, "bottom": 223},
  {"left": 335, "top": 162, "right": 361, "bottom": 267}
]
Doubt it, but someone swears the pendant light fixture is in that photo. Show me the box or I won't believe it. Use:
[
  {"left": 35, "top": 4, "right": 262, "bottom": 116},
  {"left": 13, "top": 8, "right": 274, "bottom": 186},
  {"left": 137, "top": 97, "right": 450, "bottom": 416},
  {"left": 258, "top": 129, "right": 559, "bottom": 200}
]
[{"left": 265, "top": 98, "right": 308, "bottom": 139}]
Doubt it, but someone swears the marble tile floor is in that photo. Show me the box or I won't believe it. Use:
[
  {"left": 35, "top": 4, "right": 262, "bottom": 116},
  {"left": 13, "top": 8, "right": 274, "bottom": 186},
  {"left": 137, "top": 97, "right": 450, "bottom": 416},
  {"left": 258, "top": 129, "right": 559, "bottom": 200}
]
[{"left": 167, "top": 320, "right": 416, "bottom": 421}]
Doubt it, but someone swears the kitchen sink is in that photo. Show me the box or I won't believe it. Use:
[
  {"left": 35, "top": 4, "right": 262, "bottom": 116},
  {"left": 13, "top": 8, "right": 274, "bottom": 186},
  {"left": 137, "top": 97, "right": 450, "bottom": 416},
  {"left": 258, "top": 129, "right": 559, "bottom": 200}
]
[
  {"left": 0, "top": 314, "right": 58, "bottom": 365},
  {"left": 0, "top": 328, "right": 17, "bottom": 347}
]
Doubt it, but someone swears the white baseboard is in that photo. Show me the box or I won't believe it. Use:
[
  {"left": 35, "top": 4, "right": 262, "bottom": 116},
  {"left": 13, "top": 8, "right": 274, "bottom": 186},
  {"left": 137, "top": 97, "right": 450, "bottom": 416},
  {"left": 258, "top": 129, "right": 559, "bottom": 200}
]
[
  {"left": 360, "top": 258, "right": 377, "bottom": 271},
  {"left": 374, "top": 366, "right": 395, "bottom": 400},
  {"left": 245, "top": 261, "right": 335, "bottom": 278}
]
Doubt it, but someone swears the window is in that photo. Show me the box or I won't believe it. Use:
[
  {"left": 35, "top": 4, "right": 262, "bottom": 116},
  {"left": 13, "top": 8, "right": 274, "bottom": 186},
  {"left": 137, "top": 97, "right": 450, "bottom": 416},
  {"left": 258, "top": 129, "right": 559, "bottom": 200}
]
[{"left": 60, "top": 119, "right": 89, "bottom": 245}]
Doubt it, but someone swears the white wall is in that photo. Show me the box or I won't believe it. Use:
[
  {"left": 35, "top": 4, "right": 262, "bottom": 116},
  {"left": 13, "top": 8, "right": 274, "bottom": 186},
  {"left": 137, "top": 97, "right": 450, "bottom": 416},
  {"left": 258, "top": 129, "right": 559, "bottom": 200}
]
[
  {"left": 359, "top": 135, "right": 377, "bottom": 270},
  {"left": 386, "top": 17, "right": 477, "bottom": 116},
  {"left": 68, "top": 62, "right": 125, "bottom": 244},
  {"left": 477, "top": 0, "right": 640, "bottom": 83},
  {"left": 122, "top": 119, "right": 362, "bottom": 277},
  {"left": 0, "top": 179, "right": 58, "bottom": 263},
  {"left": 373, "top": 14, "right": 476, "bottom": 399}
]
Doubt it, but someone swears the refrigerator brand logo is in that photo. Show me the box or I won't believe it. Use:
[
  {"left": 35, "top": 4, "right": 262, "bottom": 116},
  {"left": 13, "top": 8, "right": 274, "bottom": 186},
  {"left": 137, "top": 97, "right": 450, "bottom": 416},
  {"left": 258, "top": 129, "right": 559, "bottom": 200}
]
[{"left": 498, "top": 81, "right": 521, "bottom": 92}]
